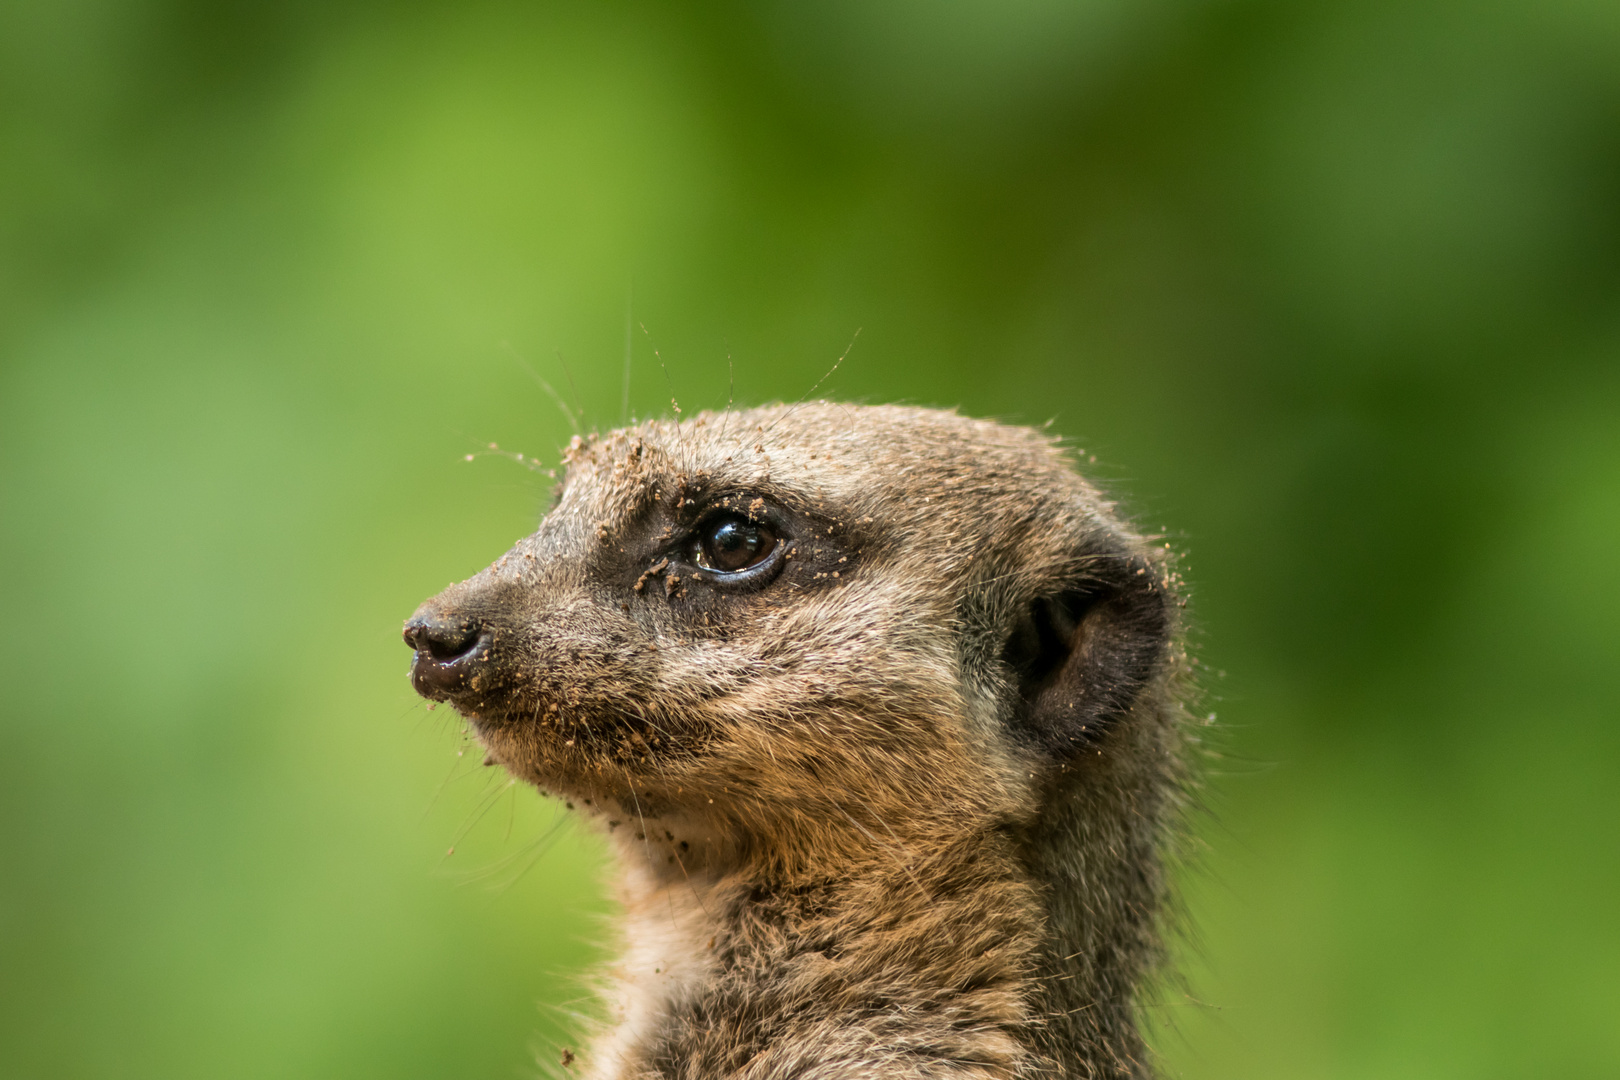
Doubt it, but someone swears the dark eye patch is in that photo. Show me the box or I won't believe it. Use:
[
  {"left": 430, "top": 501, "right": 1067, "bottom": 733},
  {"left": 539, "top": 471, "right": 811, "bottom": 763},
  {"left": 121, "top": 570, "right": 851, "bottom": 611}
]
[{"left": 607, "top": 487, "right": 855, "bottom": 605}]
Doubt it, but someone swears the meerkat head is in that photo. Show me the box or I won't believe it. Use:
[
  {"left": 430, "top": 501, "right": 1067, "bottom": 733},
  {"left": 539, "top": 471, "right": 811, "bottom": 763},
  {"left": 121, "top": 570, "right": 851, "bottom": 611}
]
[{"left": 404, "top": 403, "right": 1176, "bottom": 877}]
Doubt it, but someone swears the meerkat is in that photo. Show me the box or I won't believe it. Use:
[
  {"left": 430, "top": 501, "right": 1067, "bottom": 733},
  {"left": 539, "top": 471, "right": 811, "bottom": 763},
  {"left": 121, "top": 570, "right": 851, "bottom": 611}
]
[{"left": 404, "top": 403, "right": 1192, "bottom": 1079}]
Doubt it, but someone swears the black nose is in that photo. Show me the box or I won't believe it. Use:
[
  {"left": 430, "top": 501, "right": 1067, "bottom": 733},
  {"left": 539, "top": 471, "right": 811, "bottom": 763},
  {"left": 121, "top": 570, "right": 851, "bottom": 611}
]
[
  {"left": 403, "top": 613, "right": 490, "bottom": 700},
  {"left": 404, "top": 614, "right": 481, "bottom": 659}
]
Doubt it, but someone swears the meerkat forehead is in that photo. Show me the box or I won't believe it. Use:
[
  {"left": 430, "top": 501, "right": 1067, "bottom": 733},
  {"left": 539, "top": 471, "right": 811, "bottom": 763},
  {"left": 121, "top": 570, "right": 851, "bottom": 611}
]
[{"left": 549, "top": 403, "right": 1109, "bottom": 568}]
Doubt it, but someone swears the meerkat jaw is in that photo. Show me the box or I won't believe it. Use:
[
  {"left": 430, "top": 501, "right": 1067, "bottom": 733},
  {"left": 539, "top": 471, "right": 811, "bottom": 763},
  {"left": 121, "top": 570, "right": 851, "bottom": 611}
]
[{"left": 403, "top": 403, "right": 1191, "bottom": 1080}]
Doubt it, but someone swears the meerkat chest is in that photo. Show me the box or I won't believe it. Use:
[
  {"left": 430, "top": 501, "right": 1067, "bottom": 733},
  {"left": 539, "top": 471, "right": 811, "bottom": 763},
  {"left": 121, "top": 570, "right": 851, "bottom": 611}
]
[
  {"left": 586, "top": 850, "right": 723, "bottom": 1079},
  {"left": 588, "top": 862, "right": 1041, "bottom": 1080}
]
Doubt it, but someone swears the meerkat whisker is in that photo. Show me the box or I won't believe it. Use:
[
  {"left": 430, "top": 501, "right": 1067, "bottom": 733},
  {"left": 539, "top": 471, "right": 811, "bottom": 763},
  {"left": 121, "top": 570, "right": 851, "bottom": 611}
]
[
  {"left": 466, "top": 810, "right": 573, "bottom": 893},
  {"left": 759, "top": 328, "right": 860, "bottom": 443},
  {"left": 443, "top": 769, "right": 523, "bottom": 860},
  {"left": 504, "top": 340, "right": 582, "bottom": 437},
  {"left": 717, "top": 346, "right": 736, "bottom": 446},
  {"left": 555, "top": 350, "right": 586, "bottom": 427},
  {"left": 419, "top": 729, "right": 488, "bottom": 823},
  {"left": 620, "top": 282, "right": 633, "bottom": 426}
]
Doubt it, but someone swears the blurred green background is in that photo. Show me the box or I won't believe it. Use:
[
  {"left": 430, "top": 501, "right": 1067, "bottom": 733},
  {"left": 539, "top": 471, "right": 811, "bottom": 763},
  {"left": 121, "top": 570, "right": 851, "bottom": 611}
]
[{"left": 3, "top": 1, "right": 1617, "bottom": 1077}]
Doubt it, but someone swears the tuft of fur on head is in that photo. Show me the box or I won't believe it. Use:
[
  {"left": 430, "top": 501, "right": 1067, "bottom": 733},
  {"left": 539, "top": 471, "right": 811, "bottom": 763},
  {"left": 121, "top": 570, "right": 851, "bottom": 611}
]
[{"left": 406, "top": 403, "right": 1197, "bottom": 1079}]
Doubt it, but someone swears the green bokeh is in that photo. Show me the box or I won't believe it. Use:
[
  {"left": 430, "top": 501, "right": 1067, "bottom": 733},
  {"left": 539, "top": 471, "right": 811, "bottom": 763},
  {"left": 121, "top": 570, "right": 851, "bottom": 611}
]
[{"left": 3, "top": 2, "right": 1616, "bottom": 1077}]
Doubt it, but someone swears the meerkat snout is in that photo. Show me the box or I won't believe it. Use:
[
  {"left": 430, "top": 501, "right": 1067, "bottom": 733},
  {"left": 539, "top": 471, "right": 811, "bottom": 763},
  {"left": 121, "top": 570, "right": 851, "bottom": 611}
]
[{"left": 403, "top": 403, "right": 1191, "bottom": 1079}]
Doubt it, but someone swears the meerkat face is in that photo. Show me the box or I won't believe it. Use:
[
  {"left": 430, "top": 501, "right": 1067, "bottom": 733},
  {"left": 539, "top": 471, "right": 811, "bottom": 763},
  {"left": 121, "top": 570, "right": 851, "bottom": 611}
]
[{"left": 404, "top": 404, "right": 1173, "bottom": 847}]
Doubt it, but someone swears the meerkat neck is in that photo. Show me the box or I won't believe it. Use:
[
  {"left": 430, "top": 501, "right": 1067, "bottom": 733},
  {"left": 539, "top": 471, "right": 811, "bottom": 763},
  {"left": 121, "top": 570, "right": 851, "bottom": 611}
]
[
  {"left": 1018, "top": 730, "right": 1178, "bottom": 1080},
  {"left": 581, "top": 752, "right": 1170, "bottom": 1080},
  {"left": 1021, "top": 788, "right": 1163, "bottom": 1078},
  {"left": 591, "top": 820, "right": 1050, "bottom": 1080}
]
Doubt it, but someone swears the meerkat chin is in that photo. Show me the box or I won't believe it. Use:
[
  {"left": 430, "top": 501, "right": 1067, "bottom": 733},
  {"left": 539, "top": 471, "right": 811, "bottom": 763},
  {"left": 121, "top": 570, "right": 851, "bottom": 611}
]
[{"left": 404, "top": 403, "right": 1192, "bottom": 1080}]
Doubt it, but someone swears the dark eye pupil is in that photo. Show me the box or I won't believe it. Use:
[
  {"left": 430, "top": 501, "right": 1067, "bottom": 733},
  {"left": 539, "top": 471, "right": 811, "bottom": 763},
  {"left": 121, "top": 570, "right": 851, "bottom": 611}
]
[{"left": 704, "top": 517, "right": 771, "bottom": 572}]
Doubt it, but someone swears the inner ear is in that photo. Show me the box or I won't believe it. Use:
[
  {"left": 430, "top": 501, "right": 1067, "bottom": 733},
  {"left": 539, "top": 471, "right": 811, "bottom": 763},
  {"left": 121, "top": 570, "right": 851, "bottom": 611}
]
[
  {"left": 1003, "top": 559, "right": 1171, "bottom": 758},
  {"left": 1002, "top": 589, "right": 1096, "bottom": 690}
]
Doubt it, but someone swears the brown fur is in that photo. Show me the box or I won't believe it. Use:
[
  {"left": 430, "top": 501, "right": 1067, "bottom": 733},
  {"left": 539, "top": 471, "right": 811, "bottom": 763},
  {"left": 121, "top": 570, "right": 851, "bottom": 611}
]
[{"left": 404, "top": 404, "right": 1193, "bottom": 1079}]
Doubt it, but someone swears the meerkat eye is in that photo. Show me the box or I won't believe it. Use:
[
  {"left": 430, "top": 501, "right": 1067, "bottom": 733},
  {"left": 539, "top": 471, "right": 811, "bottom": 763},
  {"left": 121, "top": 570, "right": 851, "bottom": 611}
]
[{"left": 695, "top": 515, "right": 777, "bottom": 573}]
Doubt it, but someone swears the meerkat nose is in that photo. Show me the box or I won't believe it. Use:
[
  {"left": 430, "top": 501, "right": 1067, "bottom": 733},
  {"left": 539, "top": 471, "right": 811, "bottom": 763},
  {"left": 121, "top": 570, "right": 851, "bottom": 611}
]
[{"left": 403, "top": 611, "right": 490, "bottom": 699}]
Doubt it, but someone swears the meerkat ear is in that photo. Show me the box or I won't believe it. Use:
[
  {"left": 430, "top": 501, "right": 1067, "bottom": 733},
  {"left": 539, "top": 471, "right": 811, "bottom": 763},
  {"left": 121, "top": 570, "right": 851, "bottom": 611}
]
[{"left": 1002, "top": 554, "right": 1171, "bottom": 758}]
